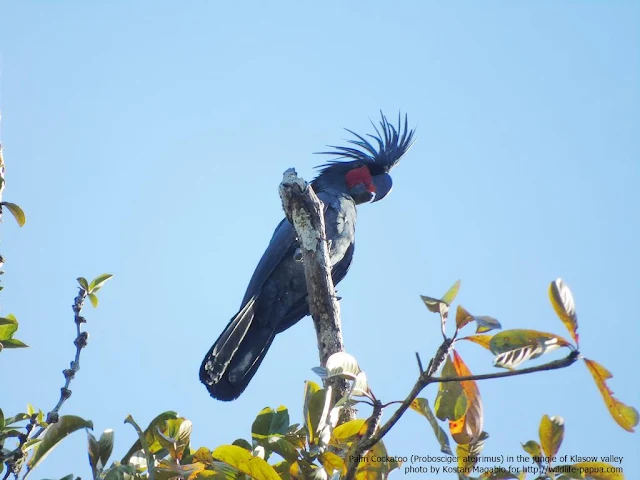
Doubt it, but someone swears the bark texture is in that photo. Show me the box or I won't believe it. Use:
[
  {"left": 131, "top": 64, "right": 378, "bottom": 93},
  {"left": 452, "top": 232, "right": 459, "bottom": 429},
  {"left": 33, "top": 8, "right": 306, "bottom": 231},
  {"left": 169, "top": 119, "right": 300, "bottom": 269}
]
[{"left": 278, "top": 168, "right": 356, "bottom": 422}]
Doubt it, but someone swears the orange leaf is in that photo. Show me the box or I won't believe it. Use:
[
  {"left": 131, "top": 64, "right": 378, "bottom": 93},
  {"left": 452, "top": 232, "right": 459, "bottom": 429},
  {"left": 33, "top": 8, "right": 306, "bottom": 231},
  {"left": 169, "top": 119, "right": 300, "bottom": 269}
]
[
  {"left": 455, "top": 305, "right": 474, "bottom": 330},
  {"left": 538, "top": 415, "right": 564, "bottom": 460},
  {"left": 549, "top": 278, "right": 579, "bottom": 346},
  {"left": 550, "top": 462, "right": 624, "bottom": 480},
  {"left": 449, "top": 351, "right": 483, "bottom": 444},
  {"left": 458, "top": 334, "right": 493, "bottom": 350},
  {"left": 571, "top": 462, "right": 624, "bottom": 480},
  {"left": 355, "top": 440, "right": 401, "bottom": 479},
  {"left": 584, "top": 358, "right": 639, "bottom": 432}
]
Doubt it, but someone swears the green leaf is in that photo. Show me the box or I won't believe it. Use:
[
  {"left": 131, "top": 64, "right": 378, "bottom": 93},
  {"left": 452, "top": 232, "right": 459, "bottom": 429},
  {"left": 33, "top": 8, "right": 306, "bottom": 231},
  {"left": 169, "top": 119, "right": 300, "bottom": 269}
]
[
  {"left": 302, "top": 381, "right": 320, "bottom": 443},
  {"left": 103, "top": 465, "right": 138, "bottom": 480},
  {"left": 420, "top": 295, "right": 442, "bottom": 313},
  {"left": 474, "top": 316, "right": 502, "bottom": 334},
  {"left": 490, "top": 329, "right": 570, "bottom": 370},
  {"left": 0, "top": 428, "right": 23, "bottom": 442},
  {"left": 306, "top": 388, "right": 332, "bottom": 448},
  {"left": 1, "top": 338, "right": 29, "bottom": 348},
  {"left": 457, "top": 433, "right": 489, "bottom": 471},
  {"left": 88, "top": 293, "right": 99, "bottom": 308},
  {"left": 258, "top": 436, "right": 300, "bottom": 463},
  {"left": 421, "top": 282, "right": 458, "bottom": 334},
  {"left": 434, "top": 355, "right": 468, "bottom": 422},
  {"left": 232, "top": 438, "right": 252, "bottom": 451},
  {"left": 410, "top": 398, "right": 453, "bottom": 455},
  {"left": 5, "top": 412, "right": 30, "bottom": 425},
  {"left": 26, "top": 415, "right": 93, "bottom": 474},
  {"left": 284, "top": 425, "right": 306, "bottom": 450},
  {"left": 21, "top": 438, "right": 42, "bottom": 453},
  {"left": 539, "top": 415, "right": 564, "bottom": 462},
  {"left": 560, "top": 462, "right": 624, "bottom": 480},
  {"left": 212, "top": 444, "right": 281, "bottom": 480},
  {"left": 454, "top": 307, "right": 501, "bottom": 334},
  {"left": 441, "top": 279, "right": 461, "bottom": 305},
  {"left": 252, "top": 406, "right": 290, "bottom": 439},
  {"left": 318, "top": 451, "right": 345, "bottom": 477},
  {"left": 354, "top": 439, "right": 401, "bottom": 477},
  {"left": 87, "top": 431, "right": 100, "bottom": 478},
  {"left": 330, "top": 419, "right": 366, "bottom": 444},
  {"left": 77, "top": 277, "right": 90, "bottom": 291},
  {"left": 89, "top": 273, "right": 114, "bottom": 294},
  {"left": 1, "top": 202, "right": 26, "bottom": 227},
  {"left": 522, "top": 440, "right": 543, "bottom": 467},
  {"left": 156, "top": 458, "right": 206, "bottom": 480},
  {"left": 0, "top": 316, "right": 18, "bottom": 341},
  {"left": 155, "top": 418, "right": 192, "bottom": 461},
  {"left": 88, "top": 429, "right": 114, "bottom": 478},
  {"left": 121, "top": 411, "right": 178, "bottom": 464},
  {"left": 272, "top": 461, "right": 292, "bottom": 480}
]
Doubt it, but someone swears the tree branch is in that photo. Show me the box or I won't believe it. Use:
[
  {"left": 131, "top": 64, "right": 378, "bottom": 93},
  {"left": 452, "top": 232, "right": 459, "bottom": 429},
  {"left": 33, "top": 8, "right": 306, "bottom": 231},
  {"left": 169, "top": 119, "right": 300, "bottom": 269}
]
[
  {"left": 0, "top": 144, "right": 6, "bottom": 212},
  {"left": 344, "top": 400, "right": 383, "bottom": 479},
  {"left": 278, "top": 168, "right": 355, "bottom": 422},
  {"left": 39, "top": 287, "right": 89, "bottom": 430}
]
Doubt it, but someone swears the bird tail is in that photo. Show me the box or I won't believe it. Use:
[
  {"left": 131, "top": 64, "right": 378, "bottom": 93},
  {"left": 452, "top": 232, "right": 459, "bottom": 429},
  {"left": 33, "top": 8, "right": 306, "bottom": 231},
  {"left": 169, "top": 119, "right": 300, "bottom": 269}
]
[{"left": 199, "top": 297, "right": 276, "bottom": 401}]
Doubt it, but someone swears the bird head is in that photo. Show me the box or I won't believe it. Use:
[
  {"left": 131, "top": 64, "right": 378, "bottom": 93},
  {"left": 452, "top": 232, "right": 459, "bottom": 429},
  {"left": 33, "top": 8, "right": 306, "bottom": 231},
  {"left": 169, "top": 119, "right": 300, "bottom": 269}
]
[{"left": 312, "top": 112, "right": 415, "bottom": 204}]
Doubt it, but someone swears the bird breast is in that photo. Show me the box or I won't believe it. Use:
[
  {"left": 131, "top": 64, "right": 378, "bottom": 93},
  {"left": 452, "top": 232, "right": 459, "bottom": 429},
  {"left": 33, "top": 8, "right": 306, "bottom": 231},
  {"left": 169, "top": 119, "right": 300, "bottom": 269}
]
[{"left": 325, "top": 194, "right": 357, "bottom": 267}]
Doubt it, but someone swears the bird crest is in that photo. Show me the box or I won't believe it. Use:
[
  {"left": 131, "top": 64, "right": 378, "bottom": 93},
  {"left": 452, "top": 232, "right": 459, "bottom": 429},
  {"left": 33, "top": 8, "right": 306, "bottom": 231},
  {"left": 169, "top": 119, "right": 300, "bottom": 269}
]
[{"left": 314, "top": 111, "right": 415, "bottom": 178}]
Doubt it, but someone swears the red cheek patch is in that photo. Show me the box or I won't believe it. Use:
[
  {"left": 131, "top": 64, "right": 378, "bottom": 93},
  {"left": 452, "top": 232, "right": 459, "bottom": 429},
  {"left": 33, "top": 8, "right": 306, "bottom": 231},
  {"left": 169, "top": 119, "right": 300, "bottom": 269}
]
[{"left": 345, "top": 166, "right": 376, "bottom": 193}]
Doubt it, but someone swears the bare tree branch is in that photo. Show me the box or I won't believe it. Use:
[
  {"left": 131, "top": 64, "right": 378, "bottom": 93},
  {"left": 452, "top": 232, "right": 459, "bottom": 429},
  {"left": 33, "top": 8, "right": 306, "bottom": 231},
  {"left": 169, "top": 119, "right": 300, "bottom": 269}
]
[{"left": 278, "top": 168, "right": 355, "bottom": 422}]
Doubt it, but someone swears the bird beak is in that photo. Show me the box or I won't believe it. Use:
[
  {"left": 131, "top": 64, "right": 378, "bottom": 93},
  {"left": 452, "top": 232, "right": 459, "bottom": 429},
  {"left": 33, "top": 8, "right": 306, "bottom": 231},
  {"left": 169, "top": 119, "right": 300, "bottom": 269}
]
[{"left": 371, "top": 173, "right": 393, "bottom": 202}]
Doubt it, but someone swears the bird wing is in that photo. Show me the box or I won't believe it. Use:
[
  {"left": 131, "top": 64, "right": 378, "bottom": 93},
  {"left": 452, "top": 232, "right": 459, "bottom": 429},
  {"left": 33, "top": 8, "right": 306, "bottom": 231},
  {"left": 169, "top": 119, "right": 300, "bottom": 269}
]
[
  {"left": 331, "top": 241, "right": 354, "bottom": 286},
  {"left": 242, "top": 194, "right": 355, "bottom": 307},
  {"left": 241, "top": 217, "right": 297, "bottom": 306},
  {"left": 240, "top": 195, "right": 356, "bottom": 328}
]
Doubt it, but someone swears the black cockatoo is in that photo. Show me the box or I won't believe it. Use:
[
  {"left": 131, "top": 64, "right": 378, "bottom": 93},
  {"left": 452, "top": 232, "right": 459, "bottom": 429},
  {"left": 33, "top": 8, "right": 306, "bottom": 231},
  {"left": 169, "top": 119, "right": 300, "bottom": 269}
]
[{"left": 200, "top": 112, "right": 414, "bottom": 400}]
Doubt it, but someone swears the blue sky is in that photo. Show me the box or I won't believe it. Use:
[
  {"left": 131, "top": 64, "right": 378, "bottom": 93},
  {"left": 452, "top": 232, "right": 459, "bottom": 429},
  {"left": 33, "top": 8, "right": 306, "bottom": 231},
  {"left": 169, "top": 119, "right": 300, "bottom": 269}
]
[{"left": 1, "top": 1, "right": 638, "bottom": 478}]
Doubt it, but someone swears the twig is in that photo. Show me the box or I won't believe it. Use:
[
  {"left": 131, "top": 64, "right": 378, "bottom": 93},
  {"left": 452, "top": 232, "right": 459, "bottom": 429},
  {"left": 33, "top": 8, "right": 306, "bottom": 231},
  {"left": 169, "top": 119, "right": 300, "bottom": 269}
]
[
  {"left": 344, "top": 400, "right": 383, "bottom": 479},
  {"left": 415, "top": 352, "right": 424, "bottom": 374},
  {"left": 0, "top": 144, "right": 6, "bottom": 212},
  {"left": 278, "top": 168, "right": 355, "bottom": 423},
  {"left": 34, "top": 287, "right": 89, "bottom": 435}
]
